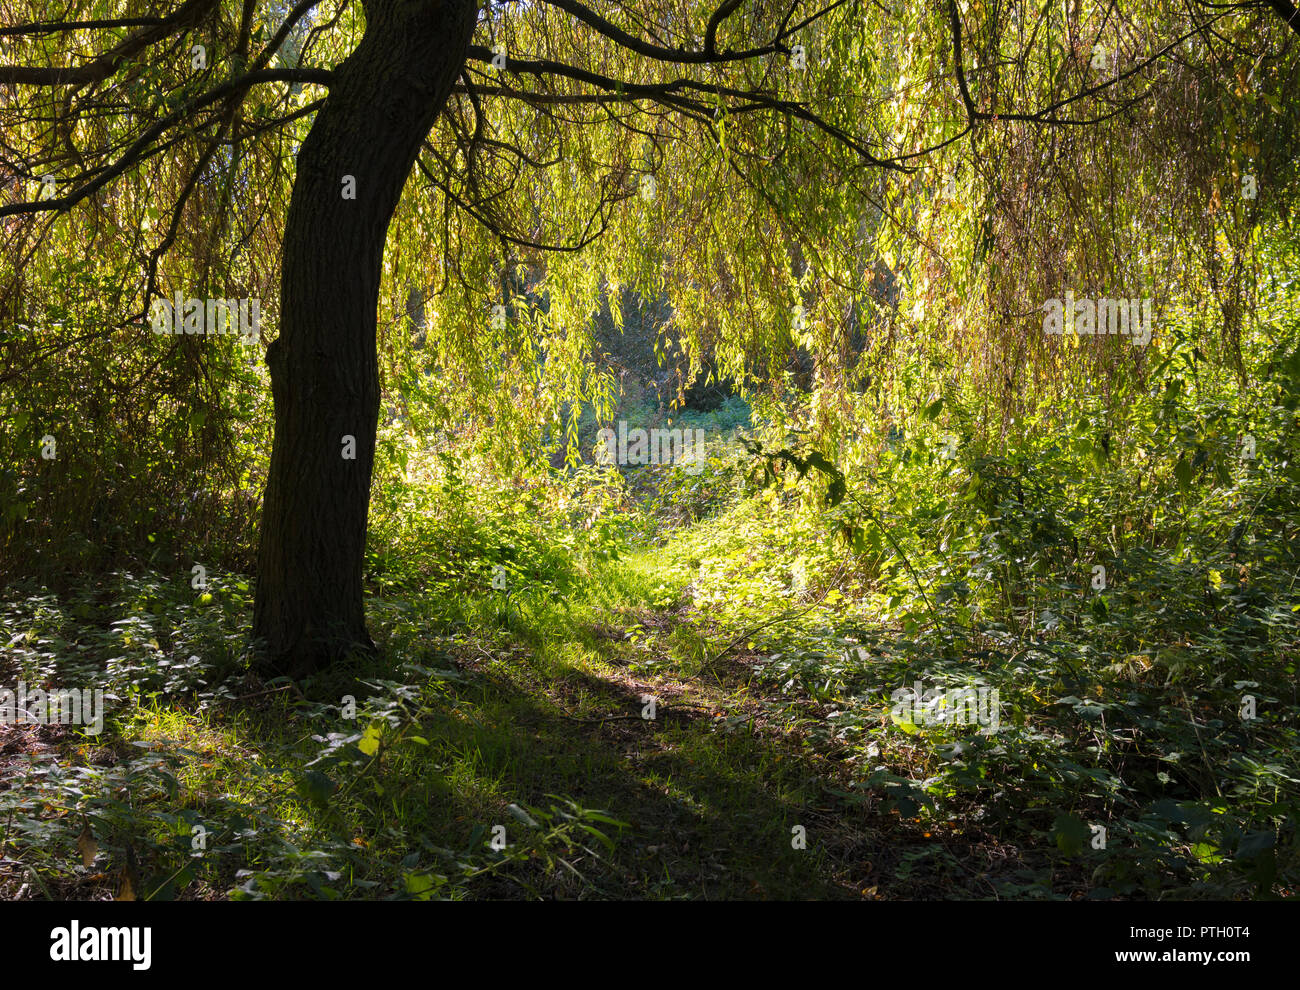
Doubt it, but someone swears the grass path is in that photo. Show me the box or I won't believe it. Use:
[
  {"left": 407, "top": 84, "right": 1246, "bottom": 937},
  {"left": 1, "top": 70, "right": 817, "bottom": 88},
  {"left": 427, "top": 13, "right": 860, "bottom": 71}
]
[
  {"left": 2, "top": 547, "right": 1012, "bottom": 900},
  {"left": 312, "top": 549, "right": 1003, "bottom": 899}
]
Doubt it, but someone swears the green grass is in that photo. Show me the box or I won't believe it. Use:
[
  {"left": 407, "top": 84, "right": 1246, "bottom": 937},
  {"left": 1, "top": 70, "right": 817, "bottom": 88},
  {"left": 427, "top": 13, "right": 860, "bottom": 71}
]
[{"left": 0, "top": 539, "right": 894, "bottom": 900}]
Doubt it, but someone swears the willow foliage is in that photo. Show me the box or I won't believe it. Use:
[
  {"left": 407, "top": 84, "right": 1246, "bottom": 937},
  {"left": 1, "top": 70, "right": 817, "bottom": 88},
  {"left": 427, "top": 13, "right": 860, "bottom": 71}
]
[{"left": 2, "top": 0, "right": 1298, "bottom": 569}]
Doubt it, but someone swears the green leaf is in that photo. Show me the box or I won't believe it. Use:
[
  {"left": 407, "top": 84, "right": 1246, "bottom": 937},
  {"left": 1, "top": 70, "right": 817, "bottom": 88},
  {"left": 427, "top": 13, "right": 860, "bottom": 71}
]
[
  {"left": 577, "top": 824, "right": 615, "bottom": 852},
  {"left": 1052, "top": 813, "right": 1090, "bottom": 856},
  {"left": 1235, "top": 830, "right": 1275, "bottom": 861},
  {"left": 297, "top": 770, "right": 336, "bottom": 807},
  {"left": 404, "top": 871, "right": 438, "bottom": 901},
  {"left": 506, "top": 803, "right": 540, "bottom": 828}
]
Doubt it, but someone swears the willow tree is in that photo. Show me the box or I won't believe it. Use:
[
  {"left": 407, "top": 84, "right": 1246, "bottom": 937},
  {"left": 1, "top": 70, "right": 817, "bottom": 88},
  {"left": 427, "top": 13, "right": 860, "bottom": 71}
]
[{"left": 2, "top": 0, "right": 1295, "bottom": 675}]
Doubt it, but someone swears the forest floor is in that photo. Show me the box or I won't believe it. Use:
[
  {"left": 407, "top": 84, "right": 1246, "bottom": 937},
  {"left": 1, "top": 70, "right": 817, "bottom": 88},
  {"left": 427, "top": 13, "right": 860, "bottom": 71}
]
[
  {"left": 2, "top": 467, "right": 1295, "bottom": 900},
  {"left": 0, "top": 545, "right": 1062, "bottom": 900}
]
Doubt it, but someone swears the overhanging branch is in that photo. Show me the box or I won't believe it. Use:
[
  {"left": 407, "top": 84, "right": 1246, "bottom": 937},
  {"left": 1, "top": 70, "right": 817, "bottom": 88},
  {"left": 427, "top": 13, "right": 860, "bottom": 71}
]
[{"left": 0, "top": 67, "right": 331, "bottom": 218}]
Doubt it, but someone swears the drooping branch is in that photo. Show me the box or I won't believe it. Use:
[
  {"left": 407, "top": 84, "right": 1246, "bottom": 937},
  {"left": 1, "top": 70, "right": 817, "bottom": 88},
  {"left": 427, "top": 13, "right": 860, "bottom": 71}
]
[
  {"left": 0, "top": 0, "right": 221, "bottom": 87},
  {"left": 1264, "top": 0, "right": 1300, "bottom": 37},
  {"left": 463, "top": 45, "right": 903, "bottom": 169},
  {"left": 417, "top": 148, "right": 614, "bottom": 253},
  {"left": 248, "top": 0, "right": 332, "bottom": 74},
  {"left": 946, "top": 0, "right": 1239, "bottom": 127},
  {"left": 704, "top": 0, "right": 749, "bottom": 55},
  {"left": 534, "top": 0, "right": 845, "bottom": 63},
  {"left": 0, "top": 18, "right": 168, "bottom": 37},
  {"left": 0, "top": 67, "right": 331, "bottom": 218}
]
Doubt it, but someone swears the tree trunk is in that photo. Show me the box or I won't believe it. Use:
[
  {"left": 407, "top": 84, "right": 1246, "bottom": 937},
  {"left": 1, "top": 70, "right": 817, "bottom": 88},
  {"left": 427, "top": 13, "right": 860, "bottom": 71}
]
[{"left": 254, "top": 0, "right": 476, "bottom": 677}]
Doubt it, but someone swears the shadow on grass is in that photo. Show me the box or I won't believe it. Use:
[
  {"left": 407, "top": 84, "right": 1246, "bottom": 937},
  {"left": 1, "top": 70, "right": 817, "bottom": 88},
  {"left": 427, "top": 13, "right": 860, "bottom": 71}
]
[{"left": 258, "top": 652, "right": 872, "bottom": 899}]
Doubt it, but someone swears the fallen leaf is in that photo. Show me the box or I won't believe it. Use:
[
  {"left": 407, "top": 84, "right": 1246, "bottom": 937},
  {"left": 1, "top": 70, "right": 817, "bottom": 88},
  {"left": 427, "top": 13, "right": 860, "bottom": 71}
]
[{"left": 76, "top": 821, "right": 98, "bottom": 867}]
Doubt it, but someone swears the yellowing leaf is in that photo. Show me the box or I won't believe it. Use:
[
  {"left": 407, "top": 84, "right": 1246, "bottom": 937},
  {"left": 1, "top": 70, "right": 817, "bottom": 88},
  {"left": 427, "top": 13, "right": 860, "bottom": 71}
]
[{"left": 358, "top": 722, "right": 383, "bottom": 757}]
